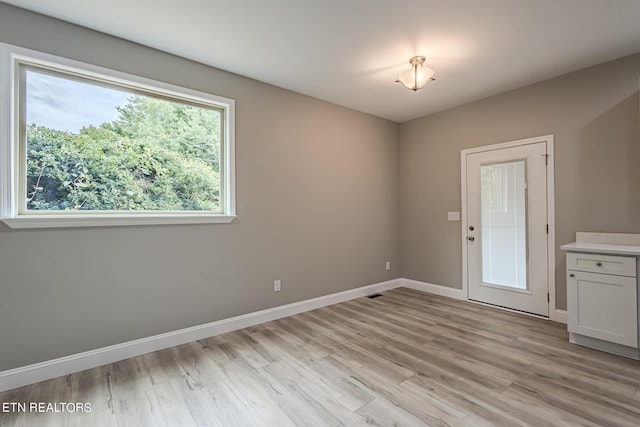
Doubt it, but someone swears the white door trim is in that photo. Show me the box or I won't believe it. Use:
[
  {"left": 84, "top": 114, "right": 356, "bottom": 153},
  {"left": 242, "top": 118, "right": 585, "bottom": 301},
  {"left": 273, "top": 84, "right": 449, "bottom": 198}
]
[{"left": 461, "top": 135, "right": 557, "bottom": 320}]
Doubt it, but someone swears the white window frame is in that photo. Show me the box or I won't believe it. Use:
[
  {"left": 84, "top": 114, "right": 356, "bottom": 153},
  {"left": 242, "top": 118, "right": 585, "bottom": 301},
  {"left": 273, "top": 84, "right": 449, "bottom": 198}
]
[{"left": 0, "top": 42, "right": 236, "bottom": 229}]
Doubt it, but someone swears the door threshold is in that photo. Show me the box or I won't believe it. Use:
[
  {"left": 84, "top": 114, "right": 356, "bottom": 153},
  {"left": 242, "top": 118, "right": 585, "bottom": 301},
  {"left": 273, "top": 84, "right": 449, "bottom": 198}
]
[{"left": 467, "top": 298, "right": 550, "bottom": 320}]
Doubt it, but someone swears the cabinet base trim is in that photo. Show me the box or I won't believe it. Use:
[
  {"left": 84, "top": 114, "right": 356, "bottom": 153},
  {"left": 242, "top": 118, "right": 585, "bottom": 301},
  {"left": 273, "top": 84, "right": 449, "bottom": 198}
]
[{"left": 570, "top": 332, "right": 640, "bottom": 360}]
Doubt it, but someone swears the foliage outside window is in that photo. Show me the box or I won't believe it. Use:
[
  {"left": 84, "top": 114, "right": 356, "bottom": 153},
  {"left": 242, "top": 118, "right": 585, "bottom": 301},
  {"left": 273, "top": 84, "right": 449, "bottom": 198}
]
[{"left": 0, "top": 43, "right": 236, "bottom": 228}]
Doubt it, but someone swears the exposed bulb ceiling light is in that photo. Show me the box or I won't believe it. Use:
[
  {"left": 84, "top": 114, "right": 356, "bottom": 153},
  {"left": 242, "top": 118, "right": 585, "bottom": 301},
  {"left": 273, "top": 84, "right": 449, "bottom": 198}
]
[{"left": 396, "top": 56, "right": 435, "bottom": 91}]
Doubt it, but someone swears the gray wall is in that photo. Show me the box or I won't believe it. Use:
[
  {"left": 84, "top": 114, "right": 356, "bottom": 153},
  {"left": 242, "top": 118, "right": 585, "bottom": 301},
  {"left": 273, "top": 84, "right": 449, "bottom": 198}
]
[
  {"left": 399, "top": 52, "right": 640, "bottom": 310},
  {"left": 0, "top": 4, "right": 400, "bottom": 371}
]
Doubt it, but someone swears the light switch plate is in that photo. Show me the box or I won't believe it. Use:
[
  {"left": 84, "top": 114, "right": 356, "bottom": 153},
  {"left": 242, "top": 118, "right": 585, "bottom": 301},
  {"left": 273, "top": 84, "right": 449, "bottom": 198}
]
[{"left": 448, "top": 211, "right": 460, "bottom": 221}]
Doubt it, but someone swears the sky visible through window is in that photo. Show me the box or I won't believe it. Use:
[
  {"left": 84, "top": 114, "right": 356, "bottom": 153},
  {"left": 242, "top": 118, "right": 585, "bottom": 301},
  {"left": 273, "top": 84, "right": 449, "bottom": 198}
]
[{"left": 26, "top": 69, "right": 130, "bottom": 133}]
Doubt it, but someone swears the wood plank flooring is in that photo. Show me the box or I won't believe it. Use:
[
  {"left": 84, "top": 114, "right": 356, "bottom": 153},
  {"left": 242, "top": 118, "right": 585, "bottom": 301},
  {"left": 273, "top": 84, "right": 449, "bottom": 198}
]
[{"left": 2, "top": 287, "right": 640, "bottom": 426}]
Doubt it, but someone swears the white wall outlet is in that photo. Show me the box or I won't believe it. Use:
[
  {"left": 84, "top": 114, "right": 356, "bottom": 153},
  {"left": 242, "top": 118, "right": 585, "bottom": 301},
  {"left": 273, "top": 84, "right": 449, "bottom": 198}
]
[
  {"left": 385, "top": 261, "right": 391, "bottom": 271},
  {"left": 274, "top": 279, "right": 281, "bottom": 292}
]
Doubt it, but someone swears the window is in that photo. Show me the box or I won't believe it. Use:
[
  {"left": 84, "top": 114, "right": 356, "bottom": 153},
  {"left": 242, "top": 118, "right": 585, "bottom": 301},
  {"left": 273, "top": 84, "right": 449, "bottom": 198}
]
[{"left": 0, "top": 43, "right": 235, "bottom": 228}]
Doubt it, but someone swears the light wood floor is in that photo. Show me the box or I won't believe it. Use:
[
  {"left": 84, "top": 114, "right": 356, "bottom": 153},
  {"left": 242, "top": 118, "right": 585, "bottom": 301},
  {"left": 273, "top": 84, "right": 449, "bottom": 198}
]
[{"left": 2, "top": 288, "right": 640, "bottom": 426}]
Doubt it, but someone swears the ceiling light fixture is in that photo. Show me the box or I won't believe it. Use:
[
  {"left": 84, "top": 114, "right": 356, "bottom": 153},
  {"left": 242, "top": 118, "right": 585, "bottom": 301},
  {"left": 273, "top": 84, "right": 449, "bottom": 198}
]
[{"left": 396, "top": 56, "right": 435, "bottom": 91}]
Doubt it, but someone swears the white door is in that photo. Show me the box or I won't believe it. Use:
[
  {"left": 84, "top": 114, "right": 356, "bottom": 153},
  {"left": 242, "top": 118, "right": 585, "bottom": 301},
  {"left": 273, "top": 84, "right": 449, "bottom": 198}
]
[{"left": 466, "top": 142, "right": 549, "bottom": 316}]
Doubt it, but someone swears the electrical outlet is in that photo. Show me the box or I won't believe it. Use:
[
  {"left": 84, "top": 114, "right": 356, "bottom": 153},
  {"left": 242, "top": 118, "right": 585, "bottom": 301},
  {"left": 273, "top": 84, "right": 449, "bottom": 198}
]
[
  {"left": 385, "top": 261, "right": 391, "bottom": 271},
  {"left": 274, "top": 279, "right": 281, "bottom": 292}
]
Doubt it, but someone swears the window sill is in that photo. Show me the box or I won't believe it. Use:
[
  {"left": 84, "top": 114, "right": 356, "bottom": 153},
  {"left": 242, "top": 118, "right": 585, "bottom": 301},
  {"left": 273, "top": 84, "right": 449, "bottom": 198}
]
[{"left": 1, "top": 214, "right": 237, "bottom": 229}]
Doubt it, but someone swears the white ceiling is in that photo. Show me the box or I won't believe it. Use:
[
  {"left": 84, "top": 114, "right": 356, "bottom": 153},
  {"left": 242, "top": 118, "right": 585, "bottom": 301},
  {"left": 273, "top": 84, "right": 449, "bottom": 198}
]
[{"left": 4, "top": 0, "right": 640, "bottom": 123}]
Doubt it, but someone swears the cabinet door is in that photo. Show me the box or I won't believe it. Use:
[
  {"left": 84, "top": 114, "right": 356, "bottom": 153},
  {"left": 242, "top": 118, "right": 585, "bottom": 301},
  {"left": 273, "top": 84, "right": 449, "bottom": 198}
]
[{"left": 567, "top": 271, "right": 638, "bottom": 347}]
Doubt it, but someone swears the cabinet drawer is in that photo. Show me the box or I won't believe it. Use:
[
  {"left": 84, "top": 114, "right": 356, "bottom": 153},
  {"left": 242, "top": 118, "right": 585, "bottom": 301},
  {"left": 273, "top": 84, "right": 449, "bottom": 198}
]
[{"left": 567, "top": 252, "right": 636, "bottom": 277}]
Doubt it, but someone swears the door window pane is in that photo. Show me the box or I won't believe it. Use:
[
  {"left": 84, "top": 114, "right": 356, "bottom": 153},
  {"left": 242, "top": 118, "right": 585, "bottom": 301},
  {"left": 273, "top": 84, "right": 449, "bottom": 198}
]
[{"left": 481, "top": 161, "right": 527, "bottom": 289}]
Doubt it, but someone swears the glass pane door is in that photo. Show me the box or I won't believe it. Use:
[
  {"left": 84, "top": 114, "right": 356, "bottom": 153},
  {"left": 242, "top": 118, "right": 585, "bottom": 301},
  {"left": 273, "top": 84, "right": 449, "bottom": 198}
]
[{"left": 480, "top": 161, "right": 527, "bottom": 289}]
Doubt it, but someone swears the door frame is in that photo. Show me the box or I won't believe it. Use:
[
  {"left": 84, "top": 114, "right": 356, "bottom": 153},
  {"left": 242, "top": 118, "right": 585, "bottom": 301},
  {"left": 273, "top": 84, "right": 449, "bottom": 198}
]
[{"left": 460, "top": 135, "right": 557, "bottom": 320}]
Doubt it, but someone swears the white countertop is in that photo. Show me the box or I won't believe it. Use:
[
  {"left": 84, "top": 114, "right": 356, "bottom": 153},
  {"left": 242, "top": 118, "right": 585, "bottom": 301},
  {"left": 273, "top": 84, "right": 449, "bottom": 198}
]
[
  {"left": 561, "top": 232, "right": 640, "bottom": 256},
  {"left": 560, "top": 241, "right": 640, "bottom": 256}
]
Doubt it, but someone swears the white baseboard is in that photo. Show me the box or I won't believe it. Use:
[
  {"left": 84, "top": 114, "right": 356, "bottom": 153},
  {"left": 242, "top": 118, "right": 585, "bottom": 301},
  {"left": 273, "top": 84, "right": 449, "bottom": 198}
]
[
  {"left": 554, "top": 309, "right": 568, "bottom": 324},
  {"left": 0, "top": 279, "right": 401, "bottom": 392},
  {"left": 400, "top": 278, "right": 466, "bottom": 300}
]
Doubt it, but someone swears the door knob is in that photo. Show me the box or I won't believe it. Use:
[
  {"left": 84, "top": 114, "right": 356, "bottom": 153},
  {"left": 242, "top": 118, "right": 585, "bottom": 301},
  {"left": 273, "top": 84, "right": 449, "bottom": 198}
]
[{"left": 468, "top": 236, "right": 475, "bottom": 242}]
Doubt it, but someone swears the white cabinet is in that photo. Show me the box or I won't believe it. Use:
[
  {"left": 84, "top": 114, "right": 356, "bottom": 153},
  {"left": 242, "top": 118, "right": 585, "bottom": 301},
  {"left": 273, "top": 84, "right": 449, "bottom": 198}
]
[
  {"left": 567, "top": 258, "right": 637, "bottom": 347},
  {"left": 562, "top": 242, "right": 640, "bottom": 359}
]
